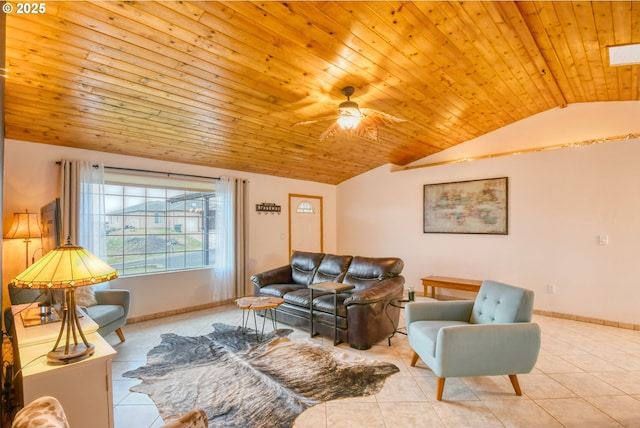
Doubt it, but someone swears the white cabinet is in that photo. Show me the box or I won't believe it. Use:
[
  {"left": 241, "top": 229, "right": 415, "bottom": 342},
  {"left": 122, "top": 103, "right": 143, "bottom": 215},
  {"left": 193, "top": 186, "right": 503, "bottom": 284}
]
[{"left": 12, "top": 305, "right": 116, "bottom": 428}]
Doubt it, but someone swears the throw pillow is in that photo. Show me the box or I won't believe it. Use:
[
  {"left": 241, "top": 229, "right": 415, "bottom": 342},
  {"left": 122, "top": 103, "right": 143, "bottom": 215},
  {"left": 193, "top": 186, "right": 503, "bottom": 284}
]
[{"left": 75, "top": 285, "right": 97, "bottom": 307}]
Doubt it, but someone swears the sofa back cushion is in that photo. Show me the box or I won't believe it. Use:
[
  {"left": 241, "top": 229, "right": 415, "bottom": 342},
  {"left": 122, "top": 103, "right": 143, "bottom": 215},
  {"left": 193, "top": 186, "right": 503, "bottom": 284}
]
[
  {"left": 312, "top": 254, "right": 353, "bottom": 284},
  {"left": 470, "top": 280, "right": 535, "bottom": 324},
  {"left": 290, "top": 251, "right": 325, "bottom": 285},
  {"left": 343, "top": 256, "right": 404, "bottom": 290}
]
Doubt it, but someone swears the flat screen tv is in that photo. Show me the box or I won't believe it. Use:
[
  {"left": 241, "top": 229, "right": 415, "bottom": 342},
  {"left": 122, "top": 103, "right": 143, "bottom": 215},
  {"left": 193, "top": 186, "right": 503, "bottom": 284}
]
[
  {"left": 40, "top": 198, "right": 61, "bottom": 254},
  {"left": 38, "top": 198, "right": 65, "bottom": 318}
]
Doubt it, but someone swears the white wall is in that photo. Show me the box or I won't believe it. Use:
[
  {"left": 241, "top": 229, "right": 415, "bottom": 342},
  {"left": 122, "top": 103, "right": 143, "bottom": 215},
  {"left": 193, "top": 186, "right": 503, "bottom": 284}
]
[
  {"left": 2, "top": 140, "right": 337, "bottom": 318},
  {"left": 415, "top": 101, "right": 640, "bottom": 165},
  {"left": 5, "top": 102, "right": 640, "bottom": 324},
  {"left": 337, "top": 102, "right": 640, "bottom": 326}
]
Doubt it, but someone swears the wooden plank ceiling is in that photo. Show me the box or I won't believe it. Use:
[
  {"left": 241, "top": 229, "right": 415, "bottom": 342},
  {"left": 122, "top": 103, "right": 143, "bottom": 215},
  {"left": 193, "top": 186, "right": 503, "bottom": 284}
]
[{"left": 4, "top": 1, "right": 639, "bottom": 184}]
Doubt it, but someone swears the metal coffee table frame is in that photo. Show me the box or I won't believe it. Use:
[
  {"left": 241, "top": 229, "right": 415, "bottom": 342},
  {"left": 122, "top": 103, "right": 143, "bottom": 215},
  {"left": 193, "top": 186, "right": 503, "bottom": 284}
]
[
  {"left": 235, "top": 296, "right": 284, "bottom": 341},
  {"left": 308, "top": 282, "right": 355, "bottom": 345},
  {"left": 385, "top": 298, "right": 410, "bottom": 346}
]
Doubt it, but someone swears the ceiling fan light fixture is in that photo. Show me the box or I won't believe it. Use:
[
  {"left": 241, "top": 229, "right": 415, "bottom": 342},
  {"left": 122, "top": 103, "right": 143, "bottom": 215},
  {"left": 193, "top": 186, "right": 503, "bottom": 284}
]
[
  {"left": 338, "top": 100, "right": 359, "bottom": 111},
  {"left": 294, "top": 85, "right": 404, "bottom": 140},
  {"left": 337, "top": 99, "right": 361, "bottom": 129},
  {"left": 337, "top": 114, "right": 360, "bottom": 129}
]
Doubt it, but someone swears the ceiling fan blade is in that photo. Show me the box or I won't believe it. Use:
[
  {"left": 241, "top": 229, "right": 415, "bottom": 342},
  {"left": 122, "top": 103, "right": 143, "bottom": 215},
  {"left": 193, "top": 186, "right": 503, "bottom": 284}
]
[
  {"left": 360, "top": 108, "right": 408, "bottom": 126},
  {"left": 291, "top": 115, "right": 339, "bottom": 127},
  {"left": 319, "top": 122, "right": 341, "bottom": 141},
  {"left": 293, "top": 86, "right": 407, "bottom": 141},
  {"left": 354, "top": 120, "right": 380, "bottom": 142}
]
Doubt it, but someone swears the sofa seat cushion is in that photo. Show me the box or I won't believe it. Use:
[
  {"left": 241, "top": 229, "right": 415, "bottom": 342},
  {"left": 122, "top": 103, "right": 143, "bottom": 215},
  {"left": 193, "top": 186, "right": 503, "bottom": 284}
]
[
  {"left": 408, "top": 320, "right": 469, "bottom": 358},
  {"left": 259, "top": 283, "right": 307, "bottom": 298},
  {"left": 312, "top": 294, "right": 349, "bottom": 317},
  {"left": 84, "top": 304, "right": 125, "bottom": 328},
  {"left": 283, "top": 288, "right": 330, "bottom": 307}
]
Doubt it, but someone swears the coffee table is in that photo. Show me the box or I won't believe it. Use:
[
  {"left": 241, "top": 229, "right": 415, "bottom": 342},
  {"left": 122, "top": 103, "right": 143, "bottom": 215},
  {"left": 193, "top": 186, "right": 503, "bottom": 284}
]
[
  {"left": 235, "top": 296, "right": 284, "bottom": 340},
  {"left": 308, "top": 282, "right": 355, "bottom": 345}
]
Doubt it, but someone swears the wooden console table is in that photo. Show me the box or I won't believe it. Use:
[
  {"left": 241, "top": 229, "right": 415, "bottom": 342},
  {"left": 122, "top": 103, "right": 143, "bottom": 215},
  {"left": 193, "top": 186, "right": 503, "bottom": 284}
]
[
  {"left": 421, "top": 276, "right": 483, "bottom": 299},
  {"left": 11, "top": 304, "right": 116, "bottom": 428}
]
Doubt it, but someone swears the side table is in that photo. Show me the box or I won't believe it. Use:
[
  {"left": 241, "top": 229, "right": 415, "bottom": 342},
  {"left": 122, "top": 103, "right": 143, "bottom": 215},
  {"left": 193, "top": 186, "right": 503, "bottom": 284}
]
[
  {"left": 308, "top": 282, "right": 355, "bottom": 345},
  {"left": 421, "top": 276, "right": 482, "bottom": 299},
  {"left": 235, "top": 296, "right": 284, "bottom": 340},
  {"left": 386, "top": 298, "right": 410, "bottom": 346}
]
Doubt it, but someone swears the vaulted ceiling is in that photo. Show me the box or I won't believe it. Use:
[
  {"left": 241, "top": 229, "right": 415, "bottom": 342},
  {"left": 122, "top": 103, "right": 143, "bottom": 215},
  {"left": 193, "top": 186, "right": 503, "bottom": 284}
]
[{"left": 4, "top": 1, "right": 639, "bottom": 184}]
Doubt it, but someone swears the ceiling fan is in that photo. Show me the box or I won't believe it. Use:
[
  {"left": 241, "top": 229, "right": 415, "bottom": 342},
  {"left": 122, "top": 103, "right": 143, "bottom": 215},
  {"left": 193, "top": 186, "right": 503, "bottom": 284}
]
[{"left": 292, "top": 86, "right": 407, "bottom": 142}]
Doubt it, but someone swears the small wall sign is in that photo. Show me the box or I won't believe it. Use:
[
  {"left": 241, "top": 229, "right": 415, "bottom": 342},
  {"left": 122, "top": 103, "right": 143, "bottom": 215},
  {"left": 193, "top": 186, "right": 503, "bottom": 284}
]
[{"left": 256, "top": 202, "right": 281, "bottom": 214}]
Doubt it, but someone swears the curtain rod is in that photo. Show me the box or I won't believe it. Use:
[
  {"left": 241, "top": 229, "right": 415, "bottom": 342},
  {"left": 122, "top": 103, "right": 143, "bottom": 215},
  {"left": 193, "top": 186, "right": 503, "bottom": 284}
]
[
  {"left": 102, "top": 165, "right": 220, "bottom": 181},
  {"left": 56, "top": 161, "right": 220, "bottom": 181}
]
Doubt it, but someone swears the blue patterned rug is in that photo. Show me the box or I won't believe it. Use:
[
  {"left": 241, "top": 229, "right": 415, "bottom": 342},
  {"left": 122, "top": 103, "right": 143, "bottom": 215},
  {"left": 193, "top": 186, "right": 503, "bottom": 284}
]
[{"left": 123, "top": 323, "right": 399, "bottom": 427}]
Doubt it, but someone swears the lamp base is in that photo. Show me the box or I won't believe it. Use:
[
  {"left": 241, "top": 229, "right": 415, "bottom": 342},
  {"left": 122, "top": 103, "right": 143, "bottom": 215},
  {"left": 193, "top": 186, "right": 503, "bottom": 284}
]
[{"left": 47, "top": 342, "right": 95, "bottom": 365}]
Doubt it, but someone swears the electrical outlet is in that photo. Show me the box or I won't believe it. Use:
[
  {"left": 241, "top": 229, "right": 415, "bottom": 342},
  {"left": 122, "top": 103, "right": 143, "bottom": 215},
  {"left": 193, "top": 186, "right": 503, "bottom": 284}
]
[{"left": 547, "top": 284, "right": 556, "bottom": 294}]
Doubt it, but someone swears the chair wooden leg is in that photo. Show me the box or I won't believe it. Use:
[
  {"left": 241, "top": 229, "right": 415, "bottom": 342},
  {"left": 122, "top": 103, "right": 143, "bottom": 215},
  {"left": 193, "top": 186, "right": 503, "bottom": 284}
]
[
  {"left": 410, "top": 351, "right": 419, "bottom": 367},
  {"left": 436, "top": 377, "right": 445, "bottom": 401},
  {"left": 116, "top": 327, "right": 126, "bottom": 342},
  {"left": 509, "top": 374, "right": 522, "bottom": 396}
]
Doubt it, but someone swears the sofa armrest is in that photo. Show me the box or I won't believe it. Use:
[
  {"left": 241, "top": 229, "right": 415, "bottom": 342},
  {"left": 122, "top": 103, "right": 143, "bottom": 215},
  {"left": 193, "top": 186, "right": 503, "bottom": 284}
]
[
  {"left": 405, "top": 300, "right": 474, "bottom": 326},
  {"left": 343, "top": 276, "right": 404, "bottom": 305},
  {"left": 437, "top": 322, "right": 541, "bottom": 377},
  {"left": 250, "top": 265, "right": 293, "bottom": 288}
]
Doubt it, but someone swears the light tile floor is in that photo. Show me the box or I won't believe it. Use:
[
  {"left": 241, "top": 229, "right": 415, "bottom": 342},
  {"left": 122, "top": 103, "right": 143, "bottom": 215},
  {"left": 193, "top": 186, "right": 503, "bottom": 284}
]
[{"left": 106, "top": 302, "right": 640, "bottom": 427}]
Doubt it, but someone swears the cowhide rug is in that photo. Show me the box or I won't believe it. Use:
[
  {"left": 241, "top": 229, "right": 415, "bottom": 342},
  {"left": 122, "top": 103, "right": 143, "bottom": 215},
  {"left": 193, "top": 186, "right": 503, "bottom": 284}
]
[{"left": 123, "top": 323, "right": 399, "bottom": 428}]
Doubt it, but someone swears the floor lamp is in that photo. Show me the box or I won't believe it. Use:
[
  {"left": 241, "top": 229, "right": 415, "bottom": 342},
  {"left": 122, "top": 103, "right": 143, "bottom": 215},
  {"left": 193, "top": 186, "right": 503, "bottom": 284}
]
[
  {"left": 10, "top": 238, "right": 119, "bottom": 364},
  {"left": 4, "top": 209, "right": 42, "bottom": 268}
]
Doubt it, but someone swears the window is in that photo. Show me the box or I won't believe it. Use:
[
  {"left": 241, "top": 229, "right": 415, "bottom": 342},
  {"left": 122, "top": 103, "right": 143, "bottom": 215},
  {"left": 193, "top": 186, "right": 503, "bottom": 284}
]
[
  {"left": 296, "top": 201, "right": 315, "bottom": 213},
  {"left": 103, "top": 171, "right": 217, "bottom": 276}
]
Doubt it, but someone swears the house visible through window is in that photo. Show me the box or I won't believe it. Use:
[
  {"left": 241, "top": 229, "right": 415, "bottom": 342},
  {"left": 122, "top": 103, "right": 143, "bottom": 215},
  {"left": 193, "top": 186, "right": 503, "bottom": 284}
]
[{"left": 104, "top": 171, "right": 217, "bottom": 276}]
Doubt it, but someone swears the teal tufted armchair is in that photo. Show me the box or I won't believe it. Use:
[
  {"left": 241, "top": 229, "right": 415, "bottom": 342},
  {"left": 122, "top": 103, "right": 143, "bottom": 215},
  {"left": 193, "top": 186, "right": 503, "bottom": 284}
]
[{"left": 406, "top": 280, "right": 541, "bottom": 401}]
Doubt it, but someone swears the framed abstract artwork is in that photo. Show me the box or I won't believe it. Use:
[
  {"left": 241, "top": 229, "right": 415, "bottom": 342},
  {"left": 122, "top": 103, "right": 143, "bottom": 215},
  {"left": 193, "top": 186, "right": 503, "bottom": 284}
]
[{"left": 423, "top": 177, "right": 508, "bottom": 234}]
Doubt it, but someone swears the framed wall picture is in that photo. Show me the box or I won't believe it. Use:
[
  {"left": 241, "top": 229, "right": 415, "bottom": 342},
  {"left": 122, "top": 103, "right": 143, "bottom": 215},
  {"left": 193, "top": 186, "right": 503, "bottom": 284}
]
[{"left": 423, "top": 177, "right": 508, "bottom": 234}]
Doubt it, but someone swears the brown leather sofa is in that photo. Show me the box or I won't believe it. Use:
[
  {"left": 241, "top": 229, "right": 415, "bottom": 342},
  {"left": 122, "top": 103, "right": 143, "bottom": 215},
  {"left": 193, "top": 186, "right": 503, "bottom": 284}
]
[{"left": 250, "top": 251, "right": 405, "bottom": 349}]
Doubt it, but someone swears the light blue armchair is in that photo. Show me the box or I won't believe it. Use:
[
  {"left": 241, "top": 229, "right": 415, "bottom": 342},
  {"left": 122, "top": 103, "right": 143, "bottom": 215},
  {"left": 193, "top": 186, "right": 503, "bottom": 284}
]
[{"left": 406, "top": 280, "right": 541, "bottom": 401}]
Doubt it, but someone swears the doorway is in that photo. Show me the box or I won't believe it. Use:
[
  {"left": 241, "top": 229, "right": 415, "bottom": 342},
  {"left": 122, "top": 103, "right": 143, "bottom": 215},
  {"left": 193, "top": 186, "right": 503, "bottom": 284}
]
[{"left": 288, "top": 194, "right": 323, "bottom": 255}]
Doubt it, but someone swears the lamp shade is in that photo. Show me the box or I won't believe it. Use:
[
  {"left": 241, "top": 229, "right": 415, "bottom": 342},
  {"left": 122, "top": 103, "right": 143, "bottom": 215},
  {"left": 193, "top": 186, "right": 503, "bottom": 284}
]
[
  {"left": 10, "top": 240, "right": 118, "bottom": 289},
  {"left": 4, "top": 209, "right": 42, "bottom": 239}
]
